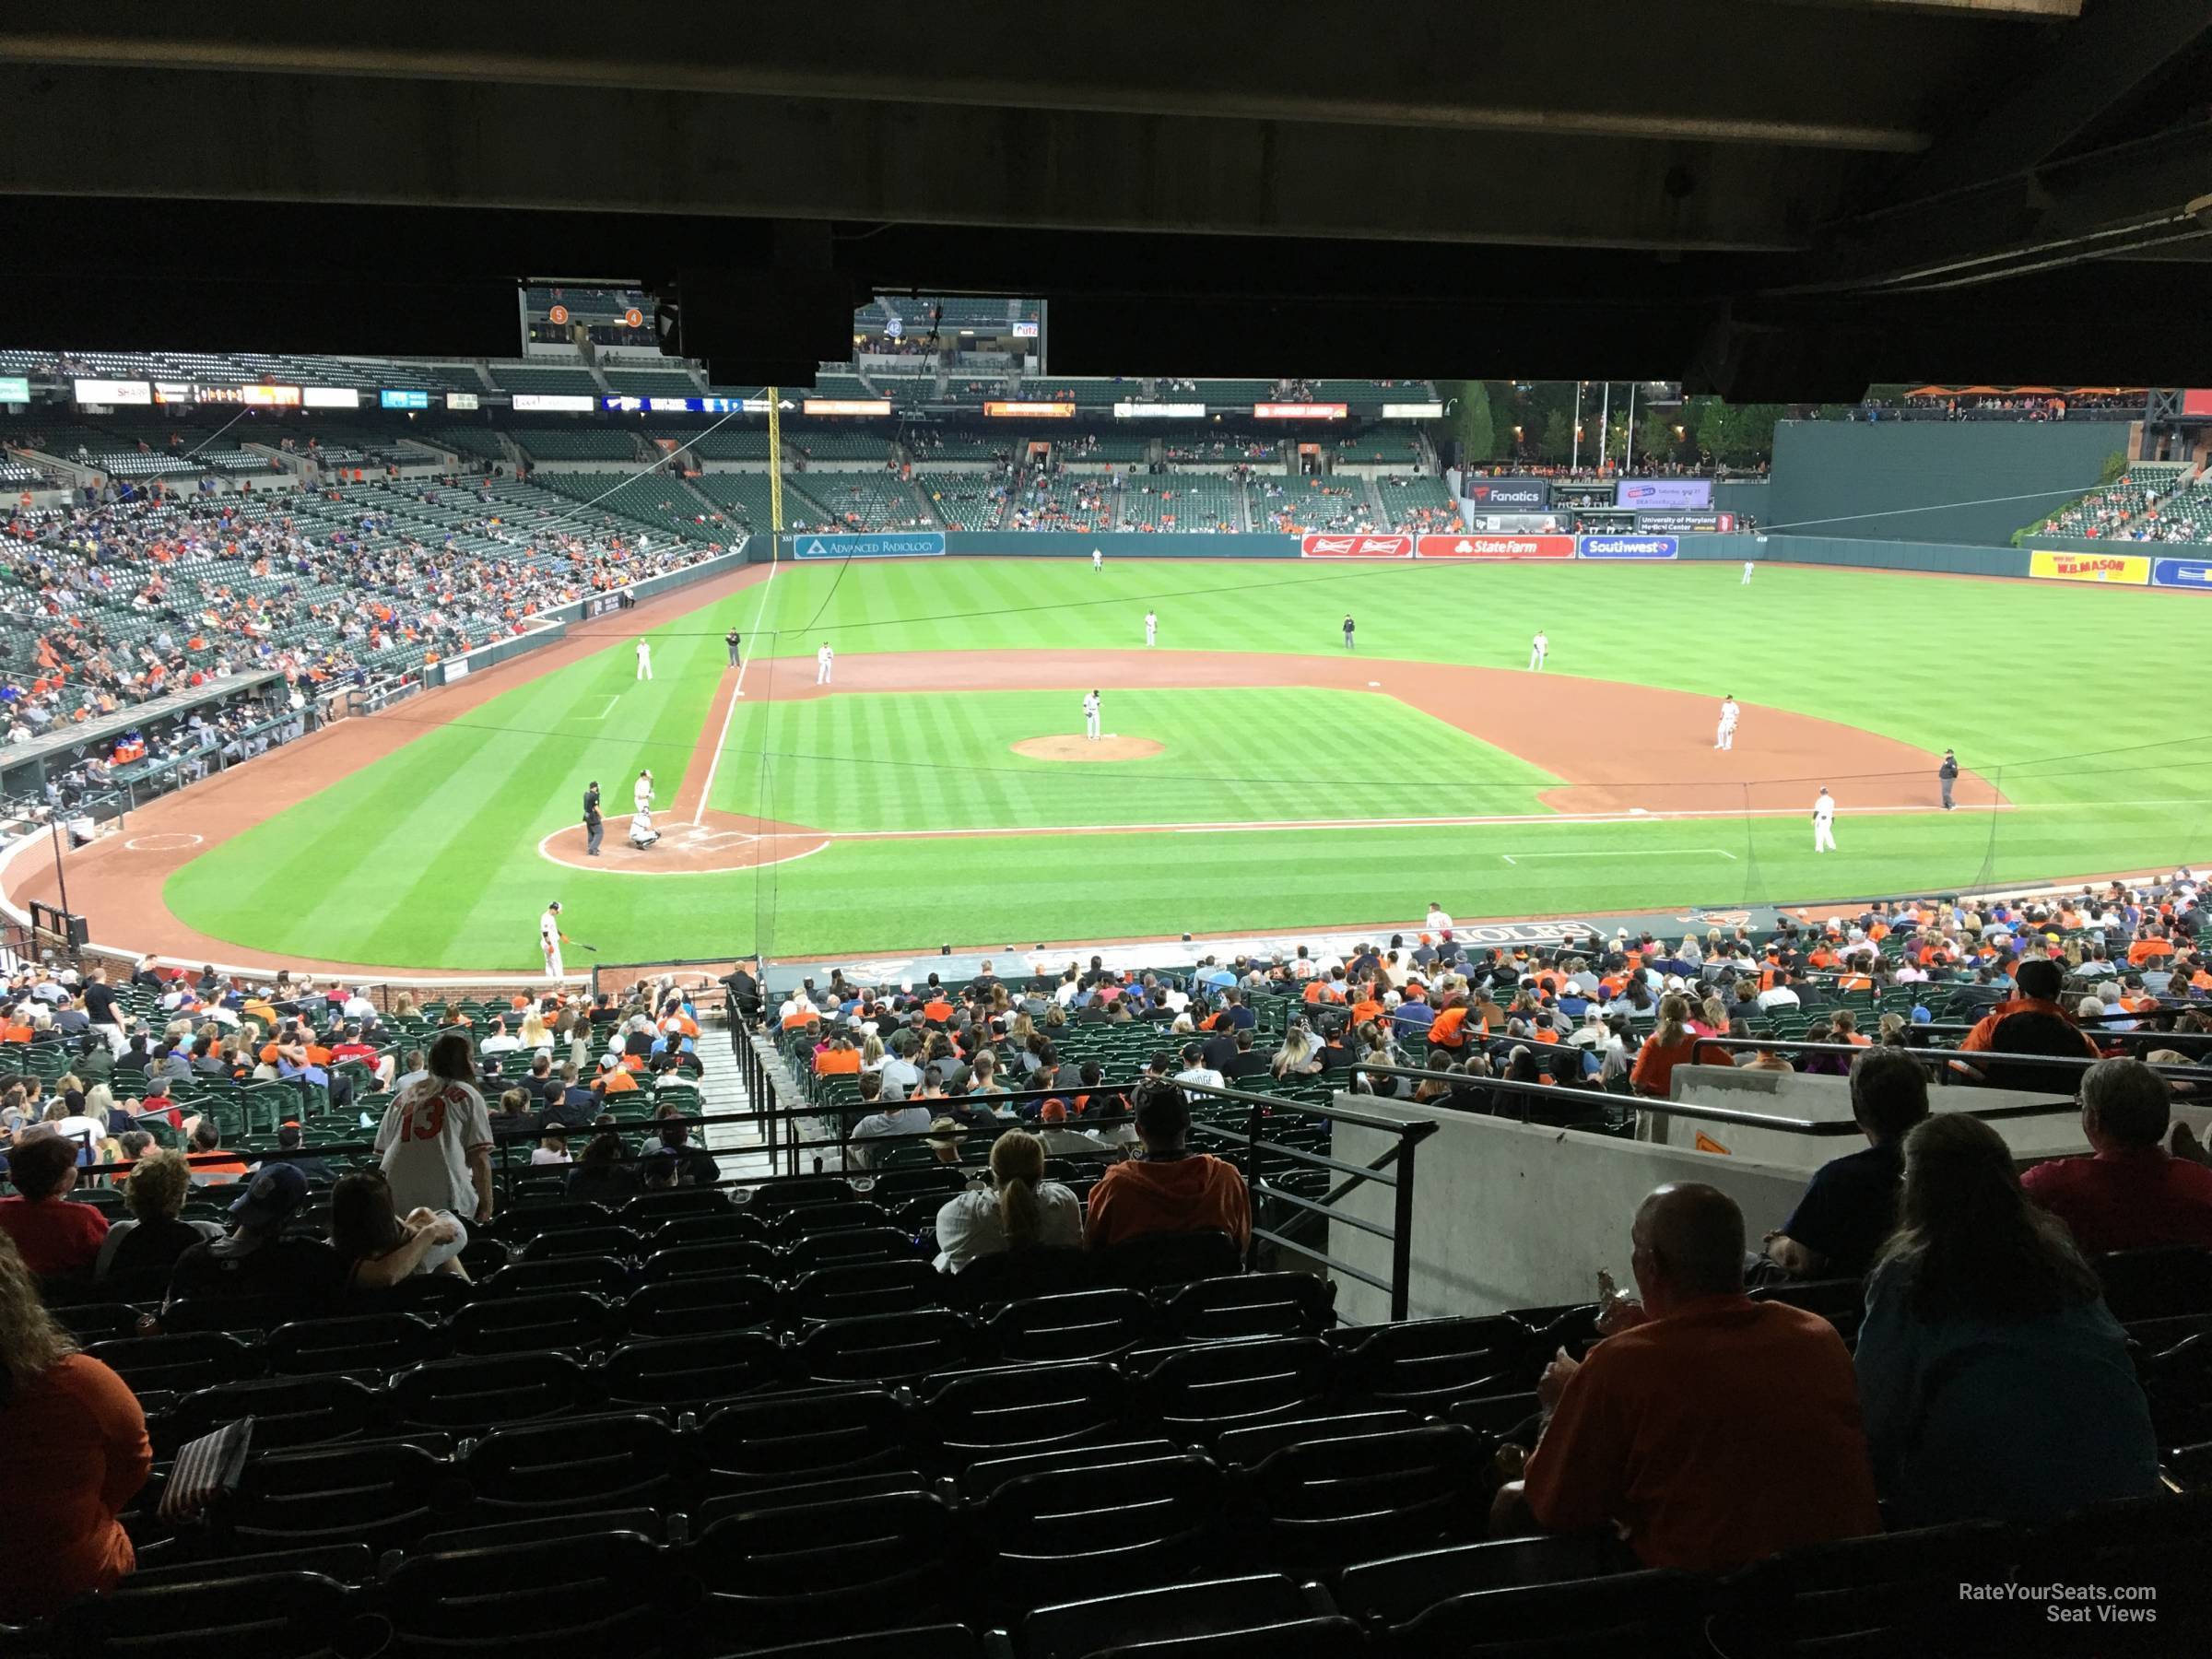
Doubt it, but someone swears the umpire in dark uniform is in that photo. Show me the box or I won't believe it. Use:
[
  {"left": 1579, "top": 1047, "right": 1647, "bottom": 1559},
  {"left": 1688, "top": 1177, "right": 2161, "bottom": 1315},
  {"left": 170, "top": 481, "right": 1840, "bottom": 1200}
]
[
  {"left": 582, "top": 780, "right": 604, "bottom": 855},
  {"left": 1937, "top": 750, "right": 1959, "bottom": 811},
  {"left": 725, "top": 628, "right": 742, "bottom": 667}
]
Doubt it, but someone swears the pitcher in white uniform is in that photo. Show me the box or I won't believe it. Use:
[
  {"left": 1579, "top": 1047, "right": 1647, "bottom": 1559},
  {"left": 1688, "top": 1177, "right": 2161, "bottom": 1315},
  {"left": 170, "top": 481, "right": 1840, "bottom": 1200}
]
[
  {"left": 1813, "top": 787, "right": 1838, "bottom": 853},
  {"left": 1083, "top": 689, "right": 1101, "bottom": 741}
]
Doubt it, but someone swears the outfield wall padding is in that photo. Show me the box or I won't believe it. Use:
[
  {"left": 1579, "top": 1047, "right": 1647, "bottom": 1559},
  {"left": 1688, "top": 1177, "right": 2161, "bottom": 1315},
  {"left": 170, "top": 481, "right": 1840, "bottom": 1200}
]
[
  {"left": 1765, "top": 419, "right": 2126, "bottom": 547},
  {"left": 1679, "top": 533, "right": 2030, "bottom": 578}
]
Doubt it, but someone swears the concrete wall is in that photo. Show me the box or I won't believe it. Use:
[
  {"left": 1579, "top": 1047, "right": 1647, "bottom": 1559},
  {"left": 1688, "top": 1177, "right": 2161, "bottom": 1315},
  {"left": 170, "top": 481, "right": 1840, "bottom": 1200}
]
[
  {"left": 1328, "top": 1095, "right": 1813, "bottom": 1324},
  {"left": 1766, "top": 419, "right": 2126, "bottom": 547},
  {"left": 1658, "top": 1066, "right": 2086, "bottom": 1165}
]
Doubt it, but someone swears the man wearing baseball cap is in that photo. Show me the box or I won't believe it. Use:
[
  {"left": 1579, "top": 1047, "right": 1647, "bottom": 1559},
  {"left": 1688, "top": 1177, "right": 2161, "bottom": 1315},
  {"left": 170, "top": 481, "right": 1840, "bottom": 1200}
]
[
  {"left": 1084, "top": 1080, "right": 1251, "bottom": 1251},
  {"left": 163, "top": 1160, "right": 346, "bottom": 1314}
]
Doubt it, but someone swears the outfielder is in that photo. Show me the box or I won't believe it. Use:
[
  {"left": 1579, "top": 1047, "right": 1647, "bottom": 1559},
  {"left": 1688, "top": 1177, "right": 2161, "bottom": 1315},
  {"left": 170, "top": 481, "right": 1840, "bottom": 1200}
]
[
  {"left": 1813, "top": 787, "right": 1838, "bottom": 853},
  {"left": 1144, "top": 609, "right": 1157, "bottom": 647},
  {"left": 1742, "top": 560, "right": 1755, "bottom": 586},
  {"left": 1528, "top": 629, "right": 1549, "bottom": 672},
  {"left": 1715, "top": 695, "right": 1740, "bottom": 751},
  {"left": 1083, "top": 689, "right": 1101, "bottom": 741},
  {"left": 634, "top": 639, "right": 653, "bottom": 680},
  {"left": 539, "top": 901, "right": 570, "bottom": 982},
  {"left": 1091, "top": 547, "right": 1104, "bottom": 572},
  {"left": 817, "top": 641, "right": 834, "bottom": 685}
]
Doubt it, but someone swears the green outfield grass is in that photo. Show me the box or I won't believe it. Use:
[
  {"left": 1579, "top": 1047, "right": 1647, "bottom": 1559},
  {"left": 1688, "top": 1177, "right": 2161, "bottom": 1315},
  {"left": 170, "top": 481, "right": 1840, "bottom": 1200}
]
[{"left": 161, "top": 559, "right": 2212, "bottom": 969}]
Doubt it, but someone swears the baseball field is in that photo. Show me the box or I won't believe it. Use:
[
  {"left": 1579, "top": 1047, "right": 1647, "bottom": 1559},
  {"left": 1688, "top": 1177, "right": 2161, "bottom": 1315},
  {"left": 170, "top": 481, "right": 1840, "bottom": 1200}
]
[{"left": 39, "top": 556, "right": 2212, "bottom": 973}]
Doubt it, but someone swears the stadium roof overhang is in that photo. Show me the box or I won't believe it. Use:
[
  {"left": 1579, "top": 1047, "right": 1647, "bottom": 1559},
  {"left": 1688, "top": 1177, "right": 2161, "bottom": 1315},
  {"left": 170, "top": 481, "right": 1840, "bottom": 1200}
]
[{"left": 3, "top": 0, "right": 2211, "bottom": 397}]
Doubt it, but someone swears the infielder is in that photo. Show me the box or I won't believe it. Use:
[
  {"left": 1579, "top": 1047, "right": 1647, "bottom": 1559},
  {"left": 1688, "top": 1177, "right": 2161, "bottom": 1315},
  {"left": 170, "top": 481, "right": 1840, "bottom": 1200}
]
[
  {"left": 1742, "top": 560, "right": 1755, "bottom": 586},
  {"left": 1813, "top": 786, "right": 1838, "bottom": 853},
  {"left": 1715, "top": 695, "right": 1740, "bottom": 751},
  {"left": 1144, "top": 609, "right": 1157, "bottom": 647},
  {"left": 634, "top": 639, "right": 653, "bottom": 680},
  {"left": 539, "top": 901, "right": 570, "bottom": 982},
  {"left": 1083, "top": 689, "right": 1101, "bottom": 740},
  {"left": 1091, "top": 547, "right": 1104, "bottom": 572},
  {"left": 1528, "top": 629, "right": 1549, "bottom": 671},
  {"left": 817, "top": 641, "right": 834, "bottom": 685}
]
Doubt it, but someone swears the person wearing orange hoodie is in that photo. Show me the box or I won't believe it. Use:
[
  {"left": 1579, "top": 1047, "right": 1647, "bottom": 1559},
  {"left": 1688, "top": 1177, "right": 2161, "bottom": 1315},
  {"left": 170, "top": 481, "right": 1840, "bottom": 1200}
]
[{"left": 1085, "top": 1081, "right": 1251, "bottom": 1251}]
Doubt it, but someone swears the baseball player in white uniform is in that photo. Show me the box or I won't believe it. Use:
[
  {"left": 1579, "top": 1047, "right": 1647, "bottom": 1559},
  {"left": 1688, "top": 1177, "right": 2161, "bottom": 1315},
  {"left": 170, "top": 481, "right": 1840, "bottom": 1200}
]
[
  {"left": 1528, "top": 629, "right": 1549, "bottom": 672},
  {"left": 1742, "top": 560, "right": 1755, "bottom": 586},
  {"left": 1091, "top": 547, "right": 1104, "bottom": 572},
  {"left": 633, "top": 769, "right": 653, "bottom": 817},
  {"left": 539, "top": 901, "right": 568, "bottom": 982},
  {"left": 1144, "top": 610, "right": 1157, "bottom": 647},
  {"left": 1813, "top": 787, "right": 1838, "bottom": 853},
  {"left": 1083, "top": 689, "right": 1101, "bottom": 740},
  {"left": 817, "top": 642, "right": 834, "bottom": 685},
  {"left": 1715, "top": 696, "right": 1740, "bottom": 751},
  {"left": 634, "top": 639, "right": 653, "bottom": 680}
]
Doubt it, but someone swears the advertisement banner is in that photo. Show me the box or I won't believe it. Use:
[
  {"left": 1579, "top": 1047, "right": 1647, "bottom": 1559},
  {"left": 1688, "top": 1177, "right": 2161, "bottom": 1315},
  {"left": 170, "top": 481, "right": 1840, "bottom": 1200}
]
[
  {"left": 983, "top": 400, "right": 1073, "bottom": 418},
  {"left": 0, "top": 375, "right": 29, "bottom": 403},
  {"left": 1461, "top": 477, "right": 1550, "bottom": 510},
  {"left": 302, "top": 386, "right": 359, "bottom": 409},
  {"left": 2151, "top": 557, "right": 2212, "bottom": 591},
  {"left": 1381, "top": 401, "right": 1444, "bottom": 419},
  {"left": 511, "top": 393, "right": 594, "bottom": 412},
  {"left": 1301, "top": 532, "right": 1414, "bottom": 559},
  {"left": 2183, "top": 389, "right": 2212, "bottom": 418},
  {"left": 803, "top": 398, "right": 892, "bottom": 416},
  {"left": 791, "top": 532, "right": 947, "bottom": 560},
  {"left": 74, "top": 377, "right": 152, "bottom": 406},
  {"left": 1579, "top": 534, "right": 1679, "bottom": 559},
  {"left": 1113, "top": 402, "right": 1206, "bottom": 418},
  {"left": 1416, "top": 534, "right": 1575, "bottom": 559},
  {"left": 1635, "top": 509, "right": 1731, "bottom": 533},
  {"left": 1463, "top": 512, "right": 1563, "bottom": 534},
  {"left": 1615, "top": 477, "right": 1712, "bottom": 509},
  {"left": 2029, "top": 549, "right": 2150, "bottom": 586},
  {"left": 381, "top": 389, "right": 431, "bottom": 410},
  {"left": 1253, "top": 403, "right": 1347, "bottom": 420},
  {"left": 445, "top": 391, "right": 481, "bottom": 411}
]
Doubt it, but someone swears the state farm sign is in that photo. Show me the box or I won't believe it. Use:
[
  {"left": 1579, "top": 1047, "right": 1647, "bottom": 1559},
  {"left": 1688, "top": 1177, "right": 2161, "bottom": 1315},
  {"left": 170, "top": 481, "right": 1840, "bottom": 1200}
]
[
  {"left": 1301, "top": 533, "right": 1415, "bottom": 559},
  {"left": 1415, "top": 534, "right": 1576, "bottom": 559}
]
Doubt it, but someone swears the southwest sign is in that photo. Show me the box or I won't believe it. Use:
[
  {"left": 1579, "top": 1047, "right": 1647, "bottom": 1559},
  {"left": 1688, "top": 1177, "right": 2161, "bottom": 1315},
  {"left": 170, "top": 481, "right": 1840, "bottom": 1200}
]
[{"left": 1415, "top": 535, "right": 1575, "bottom": 559}]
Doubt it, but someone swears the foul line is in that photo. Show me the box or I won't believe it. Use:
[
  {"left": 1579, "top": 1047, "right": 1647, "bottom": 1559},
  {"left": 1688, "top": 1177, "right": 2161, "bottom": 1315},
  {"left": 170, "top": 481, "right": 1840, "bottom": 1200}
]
[
  {"left": 693, "top": 537, "right": 781, "bottom": 816},
  {"left": 1504, "top": 847, "right": 1736, "bottom": 864},
  {"left": 820, "top": 800, "right": 2005, "bottom": 841}
]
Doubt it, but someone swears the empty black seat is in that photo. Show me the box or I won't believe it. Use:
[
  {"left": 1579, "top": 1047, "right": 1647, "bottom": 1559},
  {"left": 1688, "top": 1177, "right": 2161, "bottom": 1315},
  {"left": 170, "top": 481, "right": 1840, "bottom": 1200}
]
[
  {"left": 1245, "top": 1424, "right": 1487, "bottom": 1568},
  {"left": 622, "top": 1272, "right": 779, "bottom": 1338},
  {"left": 691, "top": 1490, "right": 961, "bottom": 1644},
  {"left": 739, "top": 1624, "right": 985, "bottom": 1659},
  {"left": 459, "top": 1412, "right": 682, "bottom": 1516},
  {"left": 987, "top": 1288, "right": 1156, "bottom": 1362},
  {"left": 479, "top": 1256, "right": 633, "bottom": 1299},
  {"left": 639, "top": 1239, "right": 778, "bottom": 1282},
  {"left": 1019, "top": 1574, "right": 1315, "bottom": 1659},
  {"left": 746, "top": 1174, "right": 856, "bottom": 1212},
  {"left": 159, "top": 1374, "right": 383, "bottom": 1454},
  {"left": 774, "top": 1198, "right": 898, "bottom": 1240},
  {"left": 1335, "top": 1535, "right": 1621, "bottom": 1624},
  {"left": 517, "top": 1224, "right": 642, "bottom": 1262},
  {"left": 914, "top": 1359, "right": 1133, "bottom": 1459},
  {"left": 1709, "top": 1520, "right": 2017, "bottom": 1655},
  {"left": 387, "top": 1351, "right": 594, "bottom": 1430},
  {"left": 645, "top": 1211, "right": 770, "bottom": 1253},
  {"left": 2098, "top": 1246, "right": 2212, "bottom": 1323},
  {"left": 949, "top": 1246, "right": 1091, "bottom": 1307},
  {"left": 791, "top": 1309, "right": 983, "bottom": 1382},
  {"left": 1136, "top": 1336, "right": 1335, "bottom": 1436},
  {"left": 382, "top": 1530, "right": 670, "bottom": 1658},
  {"left": 488, "top": 1199, "right": 612, "bottom": 1243},
  {"left": 618, "top": 1187, "right": 733, "bottom": 1228},
  {"left": 788, "top": 1258, "right": 953, "bottom": 1324},
  {"left": 1159, "top": 1273, "right": 1336, "bottom": 1342},
  {"left": 86, "top": 1330, "right": 259, "bottom": 1394},
  {"left": 224, "top": 1441, "right": 465, "bottom": 1554},
  {"left": 696, "top": 1383, "right": 915, "bottom": 1489},
  {"left": 265, "top": 1312, "right": 443, "bottom": 1377},
  {"left": 48, "top": 1569, "right": 381, "bottom": 1659},
  {"left": 975, "top": 1453, "right": 1232, "bottom": 1601},
  {"left": 781, "top": 1227, "right": 913, "bottom": 1273},
  {"left": 1215, "top": 1409, "right": 1425, "bottom": 1469},
  {"left": 600, "top": 1330, "right": 786, "bottom": 1406},
  {"left": 1390, "top": 1571, "right": 1706, "bottom": 1652},
  {"left": 447, "top": 1290, "right": 622, "bottom": 1357},
  {"left": 865, "top": 1166, "right": 969, "bottom": 1207},
  {"left": 1330, "top": 1315, "right": 1540, "bottom": 1412}
]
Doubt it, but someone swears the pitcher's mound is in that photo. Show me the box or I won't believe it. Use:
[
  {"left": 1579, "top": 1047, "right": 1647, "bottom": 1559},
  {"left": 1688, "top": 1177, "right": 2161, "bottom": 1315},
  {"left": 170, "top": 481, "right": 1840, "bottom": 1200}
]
[{"left": 1012, "top": 735, "right": 1165, "bottom": 762}]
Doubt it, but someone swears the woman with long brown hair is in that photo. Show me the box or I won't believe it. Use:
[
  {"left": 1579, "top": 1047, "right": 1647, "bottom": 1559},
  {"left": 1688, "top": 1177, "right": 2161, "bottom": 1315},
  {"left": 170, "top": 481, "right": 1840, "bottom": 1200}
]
[
  {"left": 931, "top": 1127, "right": 1081, "bottom": 1273},
  {"left": 1853, "top": 1112, "right": 2157, "bottom": 1525},
  {"left": 1630, "top": 993, "right": 1730, "bottom": 1099},
  {"left": 0, "top": 1231, "right": 152, "bottom": 1619}
]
